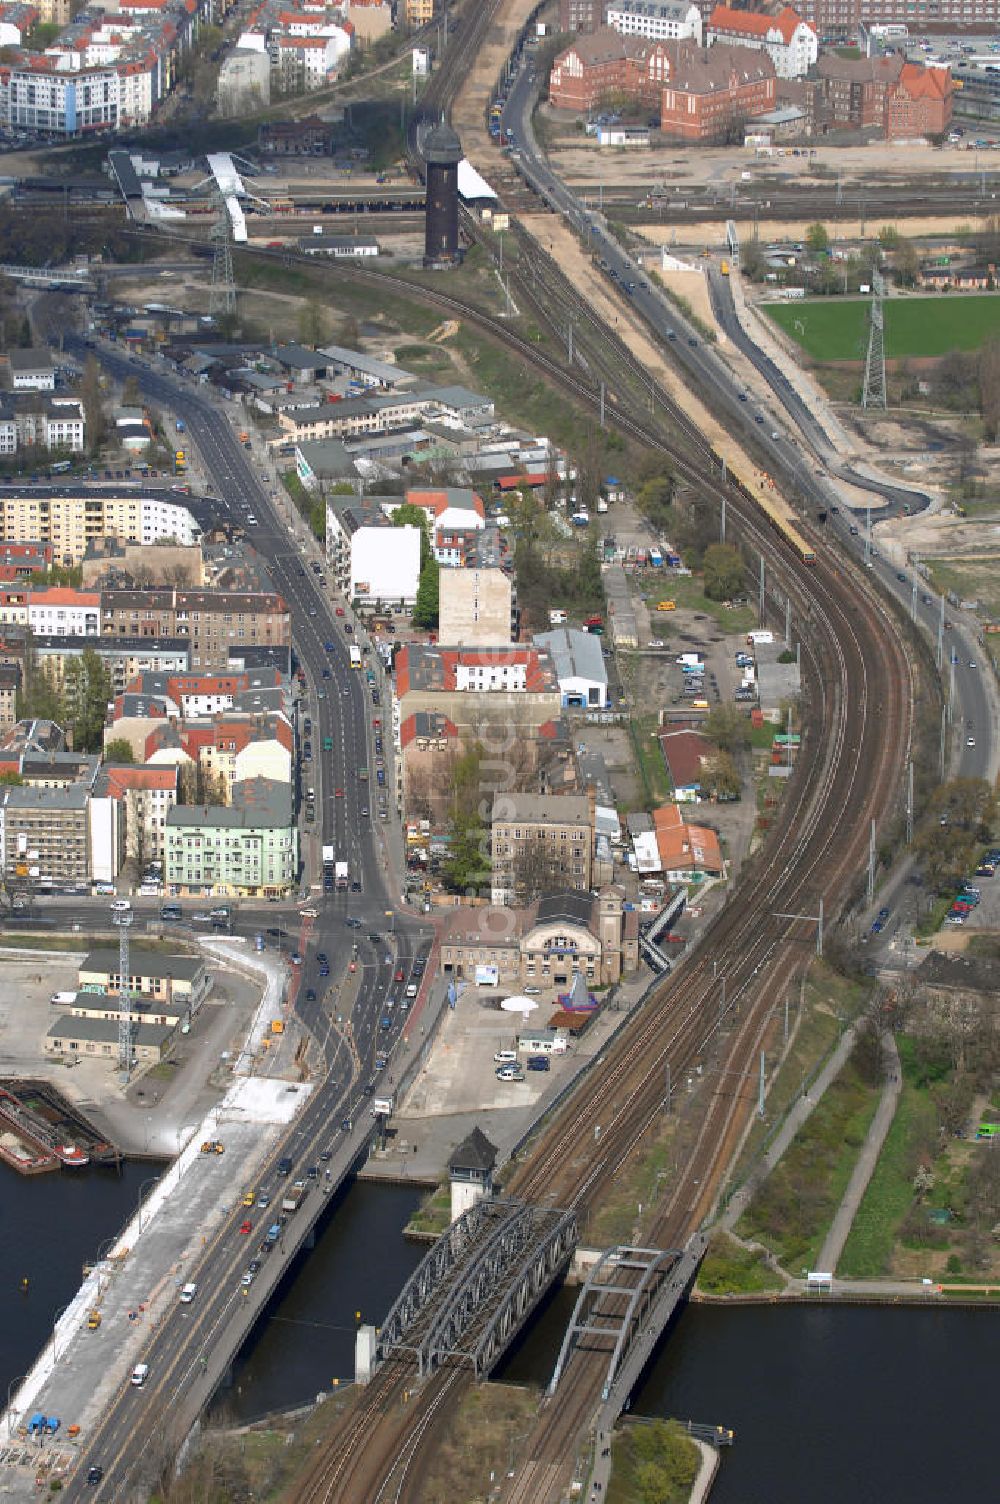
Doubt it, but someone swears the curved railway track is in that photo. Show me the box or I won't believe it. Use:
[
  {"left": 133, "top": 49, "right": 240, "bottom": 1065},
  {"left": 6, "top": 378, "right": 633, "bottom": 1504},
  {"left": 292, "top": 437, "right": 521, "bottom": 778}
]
[
  {"left": 276, "top": 248, "right": 913, "bottom": 1504},
  {"left": 264, "top": 10, "right": 916, "bottom": 1495}
]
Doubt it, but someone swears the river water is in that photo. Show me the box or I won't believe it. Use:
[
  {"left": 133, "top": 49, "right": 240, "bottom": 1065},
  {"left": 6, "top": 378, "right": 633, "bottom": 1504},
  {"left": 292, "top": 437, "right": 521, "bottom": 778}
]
[
  {"left": 0, "top": 1160, "right": 158, "bottom": 1401},
  {"left": 4, "top": 1166, "right": 995, "bottom": 1500}
]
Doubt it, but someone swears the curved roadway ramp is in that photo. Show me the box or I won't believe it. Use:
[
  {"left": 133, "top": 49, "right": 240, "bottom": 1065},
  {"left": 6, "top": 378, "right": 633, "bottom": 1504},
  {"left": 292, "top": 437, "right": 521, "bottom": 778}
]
[{"left": 504, "top": 1235, "right": 707, "bottom": 1504}]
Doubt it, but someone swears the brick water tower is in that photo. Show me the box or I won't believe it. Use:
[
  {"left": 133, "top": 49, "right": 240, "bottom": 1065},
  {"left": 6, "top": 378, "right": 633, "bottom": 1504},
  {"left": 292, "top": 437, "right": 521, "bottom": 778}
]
[{"left": 423, "top": 118, "right": 463, "bottom": 268}]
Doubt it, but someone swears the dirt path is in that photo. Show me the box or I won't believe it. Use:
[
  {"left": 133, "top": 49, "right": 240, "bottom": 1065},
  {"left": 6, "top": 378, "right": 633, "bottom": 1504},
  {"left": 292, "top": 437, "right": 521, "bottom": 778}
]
[
  {"left": 452, "top": 0, "right": 537, "bottom": 146},
  {"left": 522, "top": 211, "right": 788, "bottom": 502}
]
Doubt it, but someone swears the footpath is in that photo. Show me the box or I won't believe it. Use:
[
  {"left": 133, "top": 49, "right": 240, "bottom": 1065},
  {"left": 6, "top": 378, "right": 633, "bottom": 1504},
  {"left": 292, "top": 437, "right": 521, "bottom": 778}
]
[{"left": 720, "top": 1019, "right": 903, "bottom": 1284}]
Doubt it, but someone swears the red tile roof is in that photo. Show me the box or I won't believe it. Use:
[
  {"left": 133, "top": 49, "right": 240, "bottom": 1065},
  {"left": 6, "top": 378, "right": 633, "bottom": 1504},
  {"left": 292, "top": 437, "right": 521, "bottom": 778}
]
[{"left": 708, "top": 4, "right": 811, "bottom": 43}]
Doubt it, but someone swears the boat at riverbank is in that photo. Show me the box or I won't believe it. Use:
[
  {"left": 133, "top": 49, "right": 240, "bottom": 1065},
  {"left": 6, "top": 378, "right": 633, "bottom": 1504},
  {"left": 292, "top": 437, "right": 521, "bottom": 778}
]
[{"left": 0, "top": 1089, "right": 94, "bottom": 1174}]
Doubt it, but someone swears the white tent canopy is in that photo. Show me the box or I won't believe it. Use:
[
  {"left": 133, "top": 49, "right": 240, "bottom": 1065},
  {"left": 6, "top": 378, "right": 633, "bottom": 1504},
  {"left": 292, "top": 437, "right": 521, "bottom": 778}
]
[{"left": 500, "top": 995, "right": 538, "bottom": 1015}]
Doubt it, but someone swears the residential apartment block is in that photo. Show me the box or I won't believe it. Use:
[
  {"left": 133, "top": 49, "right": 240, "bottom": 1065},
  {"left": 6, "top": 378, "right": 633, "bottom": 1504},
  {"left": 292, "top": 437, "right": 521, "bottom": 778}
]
[
  {"left": 705, "top": 6, "right": 816, "bottom": 80},
  {"left": 324, "top": 496, "right": 421, "bottom": 606},
  {"left": 165, "top": 776, "right": 298, "bottom": 897},
  {"left": 606, "top": 0, "right": 703, "bottom": 44},
  {"left": 490, "top": 791, "right": 596, "bottom": 907},
  {"left": 0, "top": 487, "right": 201, "bottom": 566},
  {"left": 0, "top": 781, "right": 91, "bottom": 888},
  {"left": 0, "top": 0, "right": 199, "bottom": 135},
  {"left": 100, "top": 586, "right": 290, "bottom": 672}
]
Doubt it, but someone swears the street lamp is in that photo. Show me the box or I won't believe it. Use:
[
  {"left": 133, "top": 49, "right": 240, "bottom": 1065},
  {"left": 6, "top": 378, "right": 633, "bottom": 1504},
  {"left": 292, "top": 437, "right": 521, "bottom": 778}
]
[
  {"left": 136, "top": 1173, "right": 160, "bottom": 1235},
  {"left": 6, "top": 1374, "right": 28, "bottom": 1437},
  {"left": 50, "top": 1303, "right": 71, "bottom": 1365}
]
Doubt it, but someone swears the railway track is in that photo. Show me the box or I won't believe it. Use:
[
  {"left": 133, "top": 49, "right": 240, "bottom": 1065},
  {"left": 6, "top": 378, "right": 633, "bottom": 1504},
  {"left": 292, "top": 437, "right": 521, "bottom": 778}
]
[{"left": 210, "top": 18, "right": 913, "bottom": 1495}]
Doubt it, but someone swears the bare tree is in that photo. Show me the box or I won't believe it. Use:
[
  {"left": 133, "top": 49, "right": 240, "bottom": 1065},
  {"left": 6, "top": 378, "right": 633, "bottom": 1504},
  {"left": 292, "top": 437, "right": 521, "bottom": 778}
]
[{"left": 979, "top": 335, "right": 1000, "bottom": 442}]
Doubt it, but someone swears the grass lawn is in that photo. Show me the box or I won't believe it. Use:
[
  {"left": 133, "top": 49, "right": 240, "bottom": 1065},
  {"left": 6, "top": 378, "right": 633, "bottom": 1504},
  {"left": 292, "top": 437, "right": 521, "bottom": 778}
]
[
  {"left": 608, "top": 1420, "right": 701, "bottom": 1504},
  {"left": 736, "top": 1052, "right": 881, "bottom": 1272},
  {"left": 696, "top": 1232, "right": 784, "bottom": 1296},
  {"left": 922, "top": 556, "right": 1000, "bottom": 620},
  {"left": 766, "top": 295, "right": 1000, "bottom": 362},
  {"left": 639, "top": 571, "right": 757, "bottom": 633},
  {"left": 451, "top": 324, "right": 587, "bottom": 449},
  {"left": 838, "top": 1054, "right": 941, "bottom": 1278},
  {"left": 630, "top": 713, "right": 673, "bottom": 805},
  {"left": 418, "top": 1384, "right": 540, "bottom": 1504},
  {"left": 731, "top": 962, "right": 869, "bottom": 1186}
]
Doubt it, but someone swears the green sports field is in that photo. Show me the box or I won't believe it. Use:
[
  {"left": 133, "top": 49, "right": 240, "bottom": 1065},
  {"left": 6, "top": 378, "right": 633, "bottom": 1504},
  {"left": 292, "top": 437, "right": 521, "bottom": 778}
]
[{"left": 766, "top": 295, "right": 1000, "bottom": 362}]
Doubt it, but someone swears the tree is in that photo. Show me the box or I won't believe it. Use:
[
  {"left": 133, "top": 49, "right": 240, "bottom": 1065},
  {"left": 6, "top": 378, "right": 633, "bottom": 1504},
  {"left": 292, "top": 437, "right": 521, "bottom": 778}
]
[
  {"left": 78, "top": 354, "right": 106, "bottom": 453},
  {"left": 104, "top": 738, "right": 135, "bottom": 764},
  {"left": 635, "top": 472, "right": 674, "bottom": 530},
  {"left": 391, "top": 503, "right": 431, "bottom": 569},
  {"left": 297, "top": 300, "right": 330, "bottom": 348},
  {"left": 511, "top": 838, "right": 566, "bottom": 906},
  {"left": 806, "top": 222, "right": 829, "bottom": 253},
  {"left": 121, "top": 374, "right": 141, "bottom": 407},
  {"left": 442, "top": 812, "right": 490, "bottom": 895},
  {"left": 703, "top": 704, "right": 751, "bottom": 754},
  {"left": 63, "top": 648, "right": 113, "bottom": 751},
  {"left": 892, "top": 237, "right": 920, "bottom": 289},
  {"left": 412, "top": 557, "right": 439, "bottom": 630},
  {"left": 979, "top": 336, "right": 1000, "bottom": 442},
  {"left": 702, "top": 543, "right": 744, "bottom": 601},
  {"left": 702, "top": 749, "right": 741, "bottom": 801}
]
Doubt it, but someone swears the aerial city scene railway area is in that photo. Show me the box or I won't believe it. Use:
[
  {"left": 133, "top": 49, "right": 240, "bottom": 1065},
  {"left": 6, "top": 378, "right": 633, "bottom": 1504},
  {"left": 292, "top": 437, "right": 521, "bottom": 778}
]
[{"left": 2, "top": 0, "right": 1000, "bottom": 1499}]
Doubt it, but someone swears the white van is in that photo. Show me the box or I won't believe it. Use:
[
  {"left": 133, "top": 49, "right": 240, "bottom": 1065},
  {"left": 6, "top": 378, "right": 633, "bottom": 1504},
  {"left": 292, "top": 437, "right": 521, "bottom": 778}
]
[
  {"left": 494, "top": 1049, "right": 517, "bottom": 1065},
  {"left": 111, "top": 899, "right": 132, "bottom": 915},
  {"left": 179, "top": 1283, "right": 198, "bottom": 1304},
  {"left": 130, "top": 1363, "right": 149, "bottom": 1387},
  {"left": 50, "top": 991, "right": 77, "bottom": 1006}
]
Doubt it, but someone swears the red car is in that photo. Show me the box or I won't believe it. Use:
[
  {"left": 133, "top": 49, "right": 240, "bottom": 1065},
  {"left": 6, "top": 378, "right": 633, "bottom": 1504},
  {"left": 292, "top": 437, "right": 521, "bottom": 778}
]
[
  {"left": 335, "top": 787, "right": 344, "bottom": 797},
  {"left": 239, "top": 1219, "right": 253, "bottom": 1235},
  {"left": 335, "top": 607, "right": 345, "bottom": 617},
  {"left": 394, "top": 968, "right": 404, "bottom": 983},
  {"left": 373, "top": 718, "right": 381, "bottom": 729}
]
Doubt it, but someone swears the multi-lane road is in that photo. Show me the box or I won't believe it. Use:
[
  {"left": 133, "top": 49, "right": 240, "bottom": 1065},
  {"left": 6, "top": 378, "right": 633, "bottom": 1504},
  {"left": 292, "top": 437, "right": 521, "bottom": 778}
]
[
  {"left": 47, "top": 335, "right": 430, "bottom": 1498},
  {"left": 501, "top": 66, "right": 993, "bottom": 785}
]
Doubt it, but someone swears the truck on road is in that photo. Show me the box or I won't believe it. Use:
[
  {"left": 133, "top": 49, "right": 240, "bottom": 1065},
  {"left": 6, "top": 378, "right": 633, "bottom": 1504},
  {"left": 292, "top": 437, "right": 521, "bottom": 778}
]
[
  {"left": 282, "top": 1179, "right": 308, "bottom": 1214},
  {"left": 349, "top": 645, "right": 362, "bottom": 669},
  {"left": 335, "top": 860, "right": 348, "bottom": 890}
]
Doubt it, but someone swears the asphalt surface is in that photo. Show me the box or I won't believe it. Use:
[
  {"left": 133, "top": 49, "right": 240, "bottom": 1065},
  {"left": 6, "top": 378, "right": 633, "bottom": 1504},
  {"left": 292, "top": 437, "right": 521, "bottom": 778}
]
[
  {"left": 47, "top": 335, "right": 431, "bottom": 1500},
  {"left": 501, "top": 64, "right": 992, "bottom": 787}
]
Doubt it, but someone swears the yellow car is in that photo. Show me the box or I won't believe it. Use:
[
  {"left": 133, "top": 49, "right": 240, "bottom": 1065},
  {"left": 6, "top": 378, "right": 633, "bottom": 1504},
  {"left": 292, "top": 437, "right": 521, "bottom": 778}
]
[
  {"left": 87, "top": 1310, "right": 102, "bottom": 1331},
  {"left": 656, "top": 600, "right": 676, "bottom": 612},
  {"left": 241, "top": 1190, "right": 255, "bottom": 1207}
]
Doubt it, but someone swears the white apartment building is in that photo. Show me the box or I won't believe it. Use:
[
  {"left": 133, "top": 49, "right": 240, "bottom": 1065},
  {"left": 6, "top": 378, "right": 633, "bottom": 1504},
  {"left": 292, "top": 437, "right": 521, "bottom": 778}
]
[
  {"left": 606, "top": 0, "right": 703, "bottom": 44},
  {"left": 27, "top": 589, "right": 101, "bottom": 637},
  {"left": 706, "top": 5, "right": 817, "bottom": 80}
]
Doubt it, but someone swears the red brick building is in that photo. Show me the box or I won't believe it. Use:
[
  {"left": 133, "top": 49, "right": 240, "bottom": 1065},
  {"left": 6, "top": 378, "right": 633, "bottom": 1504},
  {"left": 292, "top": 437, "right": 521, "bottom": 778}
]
[
  {"left": 660, "top": 41, "right": 776, "bottom": 141},
  {"left": 886, "top": 61, "right": 953, "bottom": 139},
  {"left": 549, "top": 27, "right": 673, "bottom": 112},
  {"left": 815, "top": 52, "right": 952, "bottom": 137}
]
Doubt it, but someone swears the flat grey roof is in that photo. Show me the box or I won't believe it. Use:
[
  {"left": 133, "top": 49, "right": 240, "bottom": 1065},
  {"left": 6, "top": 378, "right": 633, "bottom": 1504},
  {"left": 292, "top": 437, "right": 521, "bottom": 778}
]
[
  {"left": 81, "top": 948, "right": 204, "bottom": 981},
  {"left": 319, "top": 344, "right": 417, "bottom": 386},
  {"left": 533, "top": 627, "right": 608, "bottom": 688},
  {"left": 47, "top": 1014, "right": 173, "bottom": 1046}
]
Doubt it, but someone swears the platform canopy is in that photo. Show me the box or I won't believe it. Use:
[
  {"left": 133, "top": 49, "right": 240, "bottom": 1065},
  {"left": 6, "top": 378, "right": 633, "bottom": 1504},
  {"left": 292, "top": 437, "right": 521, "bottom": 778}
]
[{"left": 457, "top": 157, "right": 497, "bottom": 205}]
